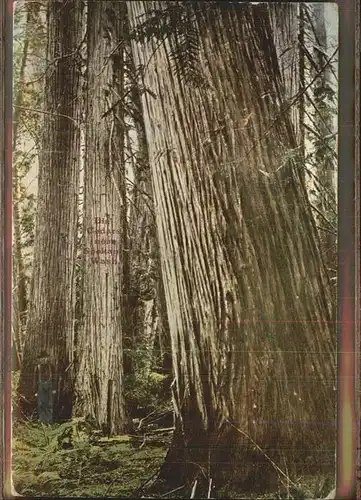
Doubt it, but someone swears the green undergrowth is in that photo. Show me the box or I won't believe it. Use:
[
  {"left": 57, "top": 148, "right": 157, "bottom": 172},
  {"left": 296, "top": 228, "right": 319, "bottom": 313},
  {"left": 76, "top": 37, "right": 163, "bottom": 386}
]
[
  {"left": 12, "top": 419, "right": 333, "bottom": 499},
  {"left": 12, "top": 418, "right": 167, "bottom": 498}
]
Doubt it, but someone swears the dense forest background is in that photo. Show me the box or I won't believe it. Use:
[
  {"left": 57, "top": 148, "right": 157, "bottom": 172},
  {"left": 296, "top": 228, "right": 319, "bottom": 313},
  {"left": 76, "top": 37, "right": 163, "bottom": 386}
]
[{"left": 12, "top": 1, "right": 338, "bottom": 498}]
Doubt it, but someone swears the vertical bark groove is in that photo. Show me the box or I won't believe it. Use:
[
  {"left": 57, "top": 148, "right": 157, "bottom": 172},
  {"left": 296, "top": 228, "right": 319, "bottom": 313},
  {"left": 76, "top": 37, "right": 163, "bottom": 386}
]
[
  {"left": 128, "top": 1, "right": 335, "bottom": 487},
  {"left": 74, "top": 0, "right": 127, "bottom": 435},
  {"left": 19, "top": 0, "right": 82, "bottom": 421}
]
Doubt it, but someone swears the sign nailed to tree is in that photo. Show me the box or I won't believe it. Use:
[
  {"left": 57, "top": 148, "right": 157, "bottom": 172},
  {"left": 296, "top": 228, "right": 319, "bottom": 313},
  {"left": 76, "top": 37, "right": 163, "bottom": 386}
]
[{"left": 85, "top": 215, "right": 120, "bottom": 265}]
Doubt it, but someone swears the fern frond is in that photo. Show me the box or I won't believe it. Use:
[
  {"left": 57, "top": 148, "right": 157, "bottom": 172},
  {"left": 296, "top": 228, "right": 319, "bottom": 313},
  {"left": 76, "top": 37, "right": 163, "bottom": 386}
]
[{"left": 131, "top": 2, "right": 209, "bottom": 89}]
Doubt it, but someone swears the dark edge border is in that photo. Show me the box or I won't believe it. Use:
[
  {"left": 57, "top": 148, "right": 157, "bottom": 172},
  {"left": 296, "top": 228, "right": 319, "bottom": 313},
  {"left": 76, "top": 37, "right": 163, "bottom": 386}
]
[
  {"left": 2, "top": 0, "right": 13, "bottom": 498},
  {"left": 337, "top": 0, "right": 358, "bottom": 498},
  {"left": 355, "top": 0, "right": 360, "bottom": 497},
  {"left": 0, "top": 0, "right": 5, "bottom": 495},
  {"left": 1, "top": 1, "right": 359, "bottom": 499}
]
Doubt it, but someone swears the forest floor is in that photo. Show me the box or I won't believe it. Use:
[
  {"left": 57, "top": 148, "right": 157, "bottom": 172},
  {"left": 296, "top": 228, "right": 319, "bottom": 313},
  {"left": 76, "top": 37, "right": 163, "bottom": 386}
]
[
  {"left": 12, "top": 418, "right": 168, "bottom": 498},
  {"left": 12, "top": 419, "right": 334, "bottom": 499}
]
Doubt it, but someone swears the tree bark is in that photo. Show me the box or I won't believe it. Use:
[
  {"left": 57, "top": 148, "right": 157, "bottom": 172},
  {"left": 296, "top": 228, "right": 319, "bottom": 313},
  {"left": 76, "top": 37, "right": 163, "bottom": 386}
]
[
  {"left": 125, "top": 47, "right": 170, "bottom": 378},
  {"left": 298, "top": 3, "right": 306, "bottom": 164},
  {"left": 74, "top": 0, "right": 127, "bottom": 435},
  {"left": 12, "top": 2, "right": 39, "bottom": 370},
  {"left": 312, "top": 3, "right": 337, "bottom": 272},
  {"left": 128, "top": 1, "right": 335, "bottom": 491},
  {"left": 270, "top": 4, "right": 300, "bottom": 139},
  {"left": 18, "top": 0, "right": 82, "bottom": 421}
]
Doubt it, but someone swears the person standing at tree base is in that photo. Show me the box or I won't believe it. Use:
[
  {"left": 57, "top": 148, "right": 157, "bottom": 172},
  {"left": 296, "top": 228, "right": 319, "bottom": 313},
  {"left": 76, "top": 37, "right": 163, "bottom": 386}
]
[{"left": 34, "top": 351, "right": 56, "bottom": 424}]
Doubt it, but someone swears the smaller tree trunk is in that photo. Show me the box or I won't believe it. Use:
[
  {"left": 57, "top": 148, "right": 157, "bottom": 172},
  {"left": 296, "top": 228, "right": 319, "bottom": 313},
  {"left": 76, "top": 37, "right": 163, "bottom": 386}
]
[
  {"left": 74, "top": 0, "right": 127, "bottom": 435},
  {"left": 125, "top": 54, "right": 170, "bottom": 378},
  {"left": 18, "top": 0, "right": 82, "bottom": 421},
  {"left": 270, "top": 4, "right": 300, "bottom": 138},
  {"left": 12, "top": 3, "right": 35, "bottom": 370},
  {"left": 298, "top": 3, "right": 306, "bottom": 165},
  {"left": 312, "top": 3, "right": 337, "bottom": 273}
]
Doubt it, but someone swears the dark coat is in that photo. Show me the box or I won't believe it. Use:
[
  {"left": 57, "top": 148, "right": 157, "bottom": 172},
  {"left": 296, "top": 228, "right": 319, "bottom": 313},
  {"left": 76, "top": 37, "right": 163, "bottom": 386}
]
[{"left": 35, "top": 360, "right": 56, "bottom": 423}]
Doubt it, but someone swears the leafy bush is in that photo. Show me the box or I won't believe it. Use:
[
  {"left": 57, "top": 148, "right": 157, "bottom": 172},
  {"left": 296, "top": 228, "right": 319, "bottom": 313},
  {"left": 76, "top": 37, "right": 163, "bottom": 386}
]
[{"left": 125, "top": 370, "right": 169, "bottom": 417}]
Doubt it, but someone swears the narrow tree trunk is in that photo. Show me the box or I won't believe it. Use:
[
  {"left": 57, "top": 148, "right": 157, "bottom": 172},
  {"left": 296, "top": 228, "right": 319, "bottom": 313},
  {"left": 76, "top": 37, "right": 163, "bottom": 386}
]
[
  {"left": 298, "top": 3, "right": 306, "bottom": 164},
  {"left": 312, "top": 3, "right": 337, "bottom": 271},
  {"left": 270, "top": 4, "right": 300, "bottom": 139},
  {"left": 125, "top": 49, "right": 170, "bottom": 377},
  {"left": 18, "top": 0, "right": 82, "bottom": 421},
  {"left": 74, "top": 1, "right": 127, "bottom": 435},
  {"left": 126, "top": 117, "right": 159, "bottom": 375},
  {"left": 12, "top": 2, "right": 39, "bottom": 370},
  {"left": 12, "top": 186, "right": 27, "bottom": 371},
  {"left": 128, "top": 1, "right": 335, "bottom": 491}
]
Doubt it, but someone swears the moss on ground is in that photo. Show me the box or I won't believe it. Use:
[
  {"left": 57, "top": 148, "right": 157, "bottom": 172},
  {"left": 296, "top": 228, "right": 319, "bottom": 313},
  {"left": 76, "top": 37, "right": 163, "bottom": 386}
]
[
  {"left": 12, "top": 419, "right": 333, "bottom": 499},
  {"left": 12, "top": 419, "right": 167, "bottom": 498}
]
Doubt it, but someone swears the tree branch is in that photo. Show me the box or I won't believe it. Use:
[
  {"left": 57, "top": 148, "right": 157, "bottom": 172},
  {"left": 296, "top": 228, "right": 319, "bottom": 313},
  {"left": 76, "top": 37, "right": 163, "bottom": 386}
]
[
  {"left": 303, "top": 121, "right": 337, "bottom": 157},
  {"left": 242, "top": 47, "right": 338, "bottom": 163},
  {"left": 309, "top": 202, "right": 337, "bottom": 231},
  {"left": 14, "top": 105, "right": 80, "bottom": 127}
]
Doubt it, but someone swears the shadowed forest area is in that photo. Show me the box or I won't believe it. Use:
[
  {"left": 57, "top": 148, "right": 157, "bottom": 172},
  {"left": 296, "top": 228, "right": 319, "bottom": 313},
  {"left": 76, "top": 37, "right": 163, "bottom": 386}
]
[{"left": 12, "top": 1, "right": 338, "bottom": 498}]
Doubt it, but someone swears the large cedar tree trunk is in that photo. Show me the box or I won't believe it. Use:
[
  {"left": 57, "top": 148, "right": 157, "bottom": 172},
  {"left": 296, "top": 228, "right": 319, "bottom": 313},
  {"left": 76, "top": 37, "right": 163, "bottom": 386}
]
[
  {"left": 74, "top": 1, "right": 127, "bottom": 435},
  {"left": 18, "top": 0, "right": 82, "bottom": 421},
  {"left": 128, "top": 1, "right": 335, "bottom": 491}
]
